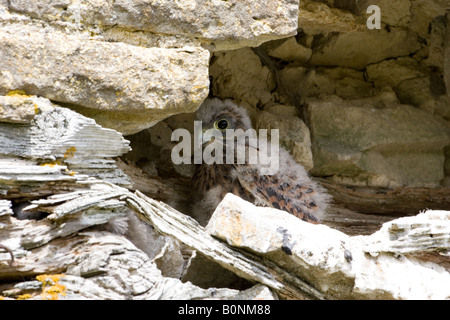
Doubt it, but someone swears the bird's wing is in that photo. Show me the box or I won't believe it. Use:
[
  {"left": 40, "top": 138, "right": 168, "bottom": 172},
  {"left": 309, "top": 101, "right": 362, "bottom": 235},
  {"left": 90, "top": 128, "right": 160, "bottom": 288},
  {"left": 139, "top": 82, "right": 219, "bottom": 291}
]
[{"left": 235, "top": 167, "right": 323, "bottom": 224}]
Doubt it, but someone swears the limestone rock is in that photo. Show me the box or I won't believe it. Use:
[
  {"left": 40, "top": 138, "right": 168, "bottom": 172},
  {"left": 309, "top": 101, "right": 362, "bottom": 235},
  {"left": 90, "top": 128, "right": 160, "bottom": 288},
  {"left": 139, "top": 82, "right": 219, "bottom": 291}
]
[
  {"left": 0, "top": 0, "right": 302, "bottom": 134},
  {"left": 210, "top": 47, "right": 276, "bottom": 108},
  {"left": 309, "top": 28, "right": 421, "bottom": 69},
  {"left": 317, "top": 0, "right": 448, "bottom": 37},
  {"left": 409, "top": 0, "right": 450, "bottom": 38},
  {"left": 129, "top": 190, "right": 323, "bottom": 300},
  {"left": 0, "top": 97, "right": 131, "bottom": 197},
  {"left": 424, "top": 15, "right": 447, "bottom": 72},
  {"left": 0, "top": 96, "right": 130, "bottom": 161},
  {"left": 234, "top": 284, "right": 278, "bottom": 300},
  {"left": 372, "top": 0, "right": 412, "bottom": 27},
  {"left": 365, "top": 57, "right": 428, "bottom": 88},
  {"left": 2, "top": 0, "right": 450, "bottom": 302},
  {"left": 0, "top": 199, "right": 12, "bottom": 216},
  {"left": 7, "top": 0, "right": 300, "bottom": 51},
  {"left": 0, "top": 20, "right": 210, "bottom": 135},
  {"left": 306, "top": 95, "right": 450, "bottom": 188},
  {"left": 363, "top": 210, "right": 450, "bottom": 258},
  {"left": 332, "top": 0, "right": 412, "bottom": 27},
  {"left": 445, "top": 13, "right": 450, "bottom": 97},
  {"left": 279, "top": 66, "right": 374, "bottom": 103},
  {"left": 321, "top": 67, "right": 375, "bottom": 98},
  {"left": 0, "top": 181, "right": 278, "bottom": 300},
  {"left": 436, "top": 95, "right": 450, "bottom": 121},
  {"left": 395, "top": 76, "right": 445, "bottom": 113},
  {"left": 298, "top": 0, "right": 366, "bottom": 34},
  {"left": 353, "top": 210, "right": 450, "bottom": 298},
  {"left": 1, "top": 227, "right": 260, "bottom": 300},
  {"left": 255, "top": 109, "right": 313, "bottom": 170},
  {"left": 207, "top": 193, "right": 355, "bottom": 299},
  {"left": 2, "top": 163, "right": 448, "bottom": 299},
  {"left": 264, "top": 37, "right": 312, "bottom": 63},
  {"left": 0, "top": 95, "right": 37, "bottom": 124},
  {"left": 207, "top": 193, "right": 450, "bottom": 300},
  {"left": 278, "top": 67, "right": 330, "bottom": 103}
]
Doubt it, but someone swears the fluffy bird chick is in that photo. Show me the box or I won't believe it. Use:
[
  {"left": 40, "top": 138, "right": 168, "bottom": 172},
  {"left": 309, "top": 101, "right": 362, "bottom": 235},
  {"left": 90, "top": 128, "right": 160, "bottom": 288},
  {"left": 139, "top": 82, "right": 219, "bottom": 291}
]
[{"left": 191, "top": 98, "right": 331, "bottom": 226}]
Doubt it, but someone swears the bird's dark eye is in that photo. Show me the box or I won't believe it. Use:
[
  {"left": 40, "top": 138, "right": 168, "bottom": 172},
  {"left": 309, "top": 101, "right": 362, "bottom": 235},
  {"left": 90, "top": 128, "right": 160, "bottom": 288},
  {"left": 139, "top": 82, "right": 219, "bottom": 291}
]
[{"left": 215, "top": 119, "right": 229, "bottom": 130}]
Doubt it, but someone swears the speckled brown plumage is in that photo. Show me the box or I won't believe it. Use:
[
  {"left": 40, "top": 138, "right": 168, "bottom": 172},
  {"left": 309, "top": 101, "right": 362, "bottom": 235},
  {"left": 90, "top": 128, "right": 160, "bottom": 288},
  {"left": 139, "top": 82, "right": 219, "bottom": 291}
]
[
  {"left": 235, "top": 168, "right": 324, "bottom": 223},
  {"left": 191, "top": 98, "right": 331, "bottom": 226},
  {"left": 192, "top": 163, "right": 255, "bottom": 204}
]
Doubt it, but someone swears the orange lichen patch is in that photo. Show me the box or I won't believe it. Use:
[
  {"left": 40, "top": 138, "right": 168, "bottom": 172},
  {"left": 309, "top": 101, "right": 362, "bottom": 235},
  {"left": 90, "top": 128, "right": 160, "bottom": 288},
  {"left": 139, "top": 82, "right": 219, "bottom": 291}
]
[
  {"left": 41, "top": 162, "right": 58, "bottom": 167},
  {"left": 116, "top": 91, "right": 125, "bottom": 102},
  {"left": 41, "top": 283, "right": 66, "bottom": 300},
  {"left": 36, "top": 274, "right": 64, "bottom": 284},
  {"left": 17, "top": 294, "right": 32, "bottom": 300},
  {"left": 36, "top": 274, "right": 67, "bottom": 300},
  {"left": 65, "top": 168, "right": 77, "bottom": 176},
  {"left": 64, "top": 147, "right": 77, "bottom": 159},
  {"left": 6, "top": 90, "right": 29, "bottom": 97},
  {"left": 40, "top": 147, "right": 77, "bottom": 168}
]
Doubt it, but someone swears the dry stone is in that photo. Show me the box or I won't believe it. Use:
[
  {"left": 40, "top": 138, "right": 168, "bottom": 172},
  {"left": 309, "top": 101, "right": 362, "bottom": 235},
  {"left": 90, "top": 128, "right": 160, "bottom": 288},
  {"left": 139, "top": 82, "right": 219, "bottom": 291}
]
[
  {"left": 1, "top": 0, "right": 449, "bottom": 302},
  {"left": 0, "top": 19, "right": 210, "bottom": 135},
  {"left": 0, "top": 199, "right": 12, "bottom": 216},
  {"left": 1, "top": 224, "right": 270, "bottom": 300},
  {"left": 0, "top": 96, "right": 131, "bottom": 198},
  {"left": 365, "top": 57, "right": 428, "bottom": 88},
  {"left": 332, "top": 0, "right": 412, "bottom": 27},
  {"left": 0, "top": 0, "right": 301, "bottom": 134},
  {"left": 309, "top": 28, "right": 421, "bottom": 69},
  {"left": 425, "top": 14, "right": 447, "bottom": 72},
  {"left": 0, "top": 96, "right": 130, "bottom": 161},
  {"left": 306, "top": 94, "right": 450, "bottom": 188},
  {"left": 409, "top": 0, "right": 450, "bottom": 38},
  {"left": 207, "top": 193, "right": 450, "bottom": 300},
  {"left": 255, "top": 109, "right": 314, "bottom": 170},
  {"left": 445, "top": 12, "right": 450, "bottom": 97},
  {"left": 298, "top": 0, "right": 367, "bottom": 34},
  {"left": 363, "top": 210, "right": 450, "bottom": 257},
  {"left": 0, "top": 95, "right": 37, "bottom": 124},
  {"left": 278, "top": 66, "right": 374, "bottom": 103},
  {"left": 264, "top": 37, "right": 313, "bottom": 63},
  {"left": 395, "top": 76, "right": 436, "bottom": 108},
  {"left": 7, "top": 0, "right": 299, "bottom": 51},
  {"left": 210, "top": 47, "right": 276, "bottom": 108}
]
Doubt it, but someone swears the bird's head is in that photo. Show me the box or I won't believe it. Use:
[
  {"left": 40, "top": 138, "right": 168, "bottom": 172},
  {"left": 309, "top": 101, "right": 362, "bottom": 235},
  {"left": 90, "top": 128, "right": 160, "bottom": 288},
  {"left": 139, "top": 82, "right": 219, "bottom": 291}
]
[{"left": 195, "top": 98, "right": 253, "bottom": 145}]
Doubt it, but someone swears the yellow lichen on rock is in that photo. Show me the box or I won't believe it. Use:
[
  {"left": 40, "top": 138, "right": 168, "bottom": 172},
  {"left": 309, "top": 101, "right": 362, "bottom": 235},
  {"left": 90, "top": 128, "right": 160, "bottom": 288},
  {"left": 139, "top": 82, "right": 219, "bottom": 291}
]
[
  {"left": 64, "top": 147, "right": 77, "bottom": 159},
  {"left": 6, "top": 90, "right": 29, "bottom": 97},
  {"left": 36, "top": 274, "right": 67, "bottom": 300}
]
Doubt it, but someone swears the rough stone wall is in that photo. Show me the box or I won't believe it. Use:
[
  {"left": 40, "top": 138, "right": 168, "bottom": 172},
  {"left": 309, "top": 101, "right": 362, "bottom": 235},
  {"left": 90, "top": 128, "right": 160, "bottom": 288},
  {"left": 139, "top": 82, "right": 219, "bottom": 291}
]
[
  {"left": 207, "top": 0, "right": 450, "bottom": 190},
  {"left": 1, "top": 0, "right": 450, "bottom": 300},
  {"left": 2, "top": 0, "right": 448, "bottom": 192},
  {"left": 0, "top": 0, "right": 298, "bottom": 134},
  {"left": 122, "top": 0, "right": 450, "bottom": 216}
]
